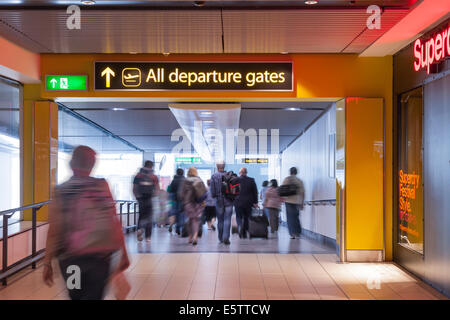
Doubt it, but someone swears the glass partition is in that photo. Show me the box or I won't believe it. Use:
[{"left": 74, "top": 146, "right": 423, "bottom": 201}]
[
  {"left": 58, "top": 106, "right": 143, "bottom": 201},
  {"left": 0, "top": 77, "right": 21, "bottom": 223}
]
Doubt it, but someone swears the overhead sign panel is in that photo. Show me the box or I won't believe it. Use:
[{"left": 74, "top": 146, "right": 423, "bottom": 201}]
[
  {"left": 94, "top": 62, "right": 293, "bottom": 91},
  {"left": 45, "top": 75, "right": 87, "bottom": 91}
]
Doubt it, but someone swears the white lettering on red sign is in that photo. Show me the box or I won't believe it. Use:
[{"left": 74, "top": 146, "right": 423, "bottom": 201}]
[{"left": 413, "top": 25, "right": 450, "bottom": 74}]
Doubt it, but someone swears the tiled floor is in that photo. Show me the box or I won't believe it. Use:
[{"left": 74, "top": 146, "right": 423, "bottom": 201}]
[
  {"left": 0, "top": 253, "right": 447, "bottom": 300},
  {"left": 125, "top": 224, "right": 334, "bottom": 254}
]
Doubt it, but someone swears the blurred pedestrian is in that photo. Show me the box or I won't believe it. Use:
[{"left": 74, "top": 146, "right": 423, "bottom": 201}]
[
  {"left": 281, "top": 167, "right": 305, "bottom": 239},
  {"left": 204, "top": 179, "right": 217, "bottom": 231},
  {"left": 181, "top": 167, "right": 207, "bottom": 245},
  {"left": 260, "top": 180, "right": 269, "bottom": 218},
  {"left": 234, "top": 168, "right": 258, "bottom": 239},
  {"left": 43, "top": 145, "right": 130, "bottom": 300},
  {"left": 167, "top": 168, "right": 185, "bottom": 235},
  {"left": 133, "top": 160, "right": 159, "bottom": 242},
  {"left": 263, "top": 179, "right": 283, "bottom": 233},
  {"left": 210, "top": 161, "right": 235, "bottom": 245}
]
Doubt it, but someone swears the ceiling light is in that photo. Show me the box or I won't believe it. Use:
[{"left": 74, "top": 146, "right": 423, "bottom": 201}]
[
  {"left": 163, "top": 52, "right": 170, "bottom": 56},
  {"left": 285, "top": 107, "right": 302, "bottom": 111},
  {"left": 193, "top": 1, "right": 206, "bottom": 7},
  {"left": 112, "top": 107, "right": 126, "bottom": 111},
  {"left": 129, "top": 52, "right": 138, "bottom": 54},
  {"left": 280, "top": 52, "right": 289, "bottom": 55},
  {"left": 200, "top": 111, "right": 213, "bottom": 116},
  {"left": 304, "top": 0, "right": 318, "bottom": 4},
  {"left": 202, "top": 120, "right": 214, "bottom": 124},
  {"left": 81, "top": 0, "right": 96, "bottom": 5}
]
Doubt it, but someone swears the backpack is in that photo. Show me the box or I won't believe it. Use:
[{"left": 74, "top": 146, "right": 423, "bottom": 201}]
[
  {"left": 185, "top": 177, "right": 207, "bottom": 203},
  {"left": 58, "top": 178, "right": 122, "bottom": 257},
  {"left": 221, "top": 171, "right": 240, "bottom": 200},
  {"left": 136, "top": 171, "right": 155, "bottom": 199}
]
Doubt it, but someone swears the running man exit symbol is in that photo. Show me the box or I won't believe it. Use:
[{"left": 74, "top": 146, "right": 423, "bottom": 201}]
[
  {"left": 101, "top": 67, "right": 116, "bottom": 88},
  {"left": 60, "top": 78, "right": 68, "bottom": 89},
  {"left": 122, "top": 68, "right": 141, "bottom": 87}
]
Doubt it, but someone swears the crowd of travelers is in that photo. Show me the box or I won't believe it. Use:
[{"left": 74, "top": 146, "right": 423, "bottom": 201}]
[{"left": 42, "top": 145, "right": 305, "bottom": 300}]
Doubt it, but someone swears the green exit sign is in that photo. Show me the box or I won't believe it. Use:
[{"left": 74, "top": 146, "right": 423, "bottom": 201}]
[
  {"left": 45, "top": 75, "right": 88, "bottom": 91},
  {"left": 175, "top": 157, "right": 202, "bottom": 164}
]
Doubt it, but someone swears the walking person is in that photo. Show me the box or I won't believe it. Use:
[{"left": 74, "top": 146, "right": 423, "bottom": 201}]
[
  {"left": 204, "top": 179, "right": 217, "bottom": 231},
  {"left": 210, "top": 161, "right": 234, "bottom": 245},
  {"left": 263, "top": 179, "right": 283, "bottom": 234},
  {"left": 167, "top": 168, "right": 185, "bottom": 235},
  {"left": 43, "top": 145, "right": 130, "bottom": 300},
  {"left": 260, "top": 180, "right": 269, "bottom": 218},
  {"left": 133, "top": 160, "right": 159, "bottom": 242},
  {"left": 234, "top": 168, "right": 258, "bottom": 239},
  {"left": 181, "top": 167, "right": 207, "bottom": 245},
  {"left": 281, "top": 167, "right": 305, "bottom": 239}
]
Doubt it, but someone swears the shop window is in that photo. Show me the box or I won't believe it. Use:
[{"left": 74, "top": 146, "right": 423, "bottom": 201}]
[{"left": 398, "top": 87, "right": 423, "bottom": 254}]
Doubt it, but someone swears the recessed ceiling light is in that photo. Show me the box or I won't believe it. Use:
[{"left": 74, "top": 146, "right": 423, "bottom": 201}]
[
  {"left": 112, "top": 107, "right": 126, "bottom": 111},
  {"left": 285, "top": 107, "right": 302, "bottom": 111},
  {"left": 81, "top": 0, "right": 96, "bottom": 5},
  {"left": 305, "top": 0, "right": 318, "bottom": 4}
]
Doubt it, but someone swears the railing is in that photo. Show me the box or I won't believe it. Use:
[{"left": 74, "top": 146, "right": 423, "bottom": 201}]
[
  {"left": 115, "top": 200, "right": 139, "bottom": 233},
  {"left": 0, "top": 201, "right": 51, "bottom": 286},
  {"left": 304, "top": 199, "right": 337, "bottom": 206},
  {"left": 0, "top": 199, "right": 139, "bottom": 286}
]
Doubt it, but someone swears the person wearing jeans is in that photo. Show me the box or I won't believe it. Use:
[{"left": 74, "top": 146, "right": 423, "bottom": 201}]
[
  {"left": 281, "top": 167, "right": 305, "bottom": 239},
  {"left": 210, "top": 161, "right": 234, "bottom": 245}
]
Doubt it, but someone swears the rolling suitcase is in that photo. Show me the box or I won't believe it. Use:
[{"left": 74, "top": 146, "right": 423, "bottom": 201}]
[{"left": 248, "top": 208, "right": 269, "bottom": 239}]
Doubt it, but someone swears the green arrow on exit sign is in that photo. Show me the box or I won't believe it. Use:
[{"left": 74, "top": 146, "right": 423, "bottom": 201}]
[{"left": 45, "top": 75, "right": 88, "bottom": 91}]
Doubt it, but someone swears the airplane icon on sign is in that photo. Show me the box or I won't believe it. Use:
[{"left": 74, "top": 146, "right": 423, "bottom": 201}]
[{"left": 122, "top": 68, "right": 141, "bottom": 87}]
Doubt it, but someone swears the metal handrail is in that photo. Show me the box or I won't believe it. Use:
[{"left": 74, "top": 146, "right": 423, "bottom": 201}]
[
  {"left": 115, "top": 200, "right": 139, "bottom": 233},
  {"left": 304, "top": 199, "right": 336, "bottom": 206},
  {"left": 1, "top": 200, "right": 51, "bottom": 286}
]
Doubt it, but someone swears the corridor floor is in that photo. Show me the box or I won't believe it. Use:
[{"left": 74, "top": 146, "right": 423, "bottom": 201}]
[
  {"left": 0, "top": 253, "right": 446, "bottom": 300},
  {"left": 125, "top": 224, "right": 334, "bottom": 254}
]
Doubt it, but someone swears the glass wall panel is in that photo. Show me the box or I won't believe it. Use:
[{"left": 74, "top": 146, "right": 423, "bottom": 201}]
[
  {"left": 58, "top": 106, "right": 143, "bottom": 201},
  {"left": 398, "top": 87, "right": 423, "bottom": 254},
  {"left": 0, "top": 78, "right": 21, "bottom": 222}
]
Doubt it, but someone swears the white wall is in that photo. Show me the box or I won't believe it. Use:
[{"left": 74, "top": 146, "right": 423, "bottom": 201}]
[{"left": 281, "top": 105, "right": 336, "bottom": 240}]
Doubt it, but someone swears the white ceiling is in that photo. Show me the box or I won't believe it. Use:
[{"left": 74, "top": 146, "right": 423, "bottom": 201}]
[{"left": 60, "top": 100, "right": 331, "bottom": 153}]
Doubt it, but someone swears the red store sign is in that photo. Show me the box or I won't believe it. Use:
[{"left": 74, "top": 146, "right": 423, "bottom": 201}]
[{"left": 413, "top": 24, "right": 450, "bottom": 74}]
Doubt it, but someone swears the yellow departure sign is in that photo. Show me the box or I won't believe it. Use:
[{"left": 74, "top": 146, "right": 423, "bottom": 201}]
[{"left": 94, "top": 62, "right": 293, "bottom": 91}]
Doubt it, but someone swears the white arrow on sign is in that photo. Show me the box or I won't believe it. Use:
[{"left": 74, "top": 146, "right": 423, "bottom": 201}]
[{"left": 50, "top": 78, "right": 57, "bottom": 88}]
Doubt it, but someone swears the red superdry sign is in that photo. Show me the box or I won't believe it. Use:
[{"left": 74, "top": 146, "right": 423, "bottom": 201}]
[{"left": 413, "top": 24, "right": 450, "bottom": 74}]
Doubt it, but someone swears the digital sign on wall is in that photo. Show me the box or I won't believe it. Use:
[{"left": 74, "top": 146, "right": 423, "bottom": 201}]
[{"left": 94, "top": 62, "right": 293, "bottom": 91}]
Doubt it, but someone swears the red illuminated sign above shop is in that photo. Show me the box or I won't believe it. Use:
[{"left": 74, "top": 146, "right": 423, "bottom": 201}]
[{"left": 413, "top": 24, "right": 450, "bottom": 74}]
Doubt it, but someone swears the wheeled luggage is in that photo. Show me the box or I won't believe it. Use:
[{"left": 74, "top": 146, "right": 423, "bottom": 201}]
[{"left": 248, "top": 208, "right": 269, "bottom": 239}]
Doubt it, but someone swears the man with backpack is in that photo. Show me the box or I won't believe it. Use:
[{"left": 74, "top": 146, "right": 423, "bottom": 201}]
[
  {"left": 280, "top": 167, "right": 305, "bottom": 239},
  {"left": 133, "top": 160, "right": 160, "bottom": 242},
  {"left": 210, "top": 161, "right": 237, "bottom": 245}
]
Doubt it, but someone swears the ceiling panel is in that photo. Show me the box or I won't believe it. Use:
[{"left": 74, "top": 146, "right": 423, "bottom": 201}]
[
  {"left": 343, "top": 8, "right": 410, "bottom": 52},
  {"left": 0, "top": 9, "right": 223, "bottom": 53},
  {"left": 0, "top": 6, "right": 411, "bottom": 54},
  {"left": 224, "top": 9, "right": 369, "bottom": 53},
  {"left": 0, "top": 1, "right": 415, "bottom": 7}
]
